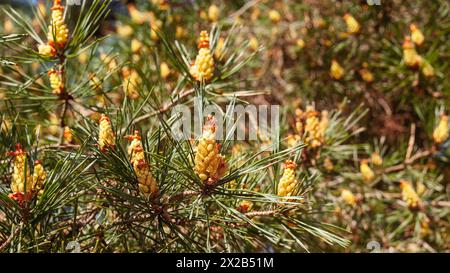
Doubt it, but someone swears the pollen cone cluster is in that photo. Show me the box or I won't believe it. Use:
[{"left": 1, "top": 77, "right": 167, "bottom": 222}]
[
  {"left": 400, "top": 180, "right": 421, "bottom": 209},
  {"left": 278, "top": 160, "right": 299, "bottom": 197},
  {"left": 98, "top": 114, "right": 115, "bottom": 151},
  {"left": 432, "top": 114, "right": 449, "bottom": 144},
  {"left": 360, "top": 159, "right": 375, "bottom": 183},
  {"left": 410, "top": 24, "right": 424, "bottom": 46},
  {"left": 190, "top": 31, "right": 215, "bottom": 82},
  {"left": 48, "top": 68, "right": 64, "bottom": 95},
  {"left": 340, "top": 189, "right": 356, "bottom": 207},
  {"left": 8, "top": 144, "right": 46, "bottom": 202},
  {"left": 122, "top": 68, "right": 141, "bottom": 99},
  {"left": 290, "top": 106, "right": 329, "bottom": 148},
  {"left": 38, "top": 0, "right": 68, "bottom": 56},
  {"left": 343, "top": 13, "right": 360, "bottom": 34},
  {"left": 38, "top": 43, "right": 56, "bottom": 57},
  {"left": 33, "top": 160, "right": 47, "bottom": 195},
  {"left": 330, "top": 59, "right": 344, "bottom": 80},
  {"left": 194, "top": 116, "right": 226, "bottom": 185},
  {"left": 371, "top": 152, "right": 383, "bottom": 166},
  {"left": 126, "top": 131, "right": 157, "bottom": 197},
  {"left": 402, "top": 36, "right": 422, "bottom": 67}
]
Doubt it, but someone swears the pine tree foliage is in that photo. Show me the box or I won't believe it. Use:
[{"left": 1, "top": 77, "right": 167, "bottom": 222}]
[{"left": 0, "top": 0, "right": 449, "bottom": 253}]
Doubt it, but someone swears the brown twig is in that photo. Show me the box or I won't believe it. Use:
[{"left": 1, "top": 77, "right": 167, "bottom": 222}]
[
  {"left": 170, "top": 190, "right": 199, "bottom": 202},
  {"left": 37, "top": 143, "right": 80, "bottom": 152},
  {"left": 244, "top": 210, "right": 277, "bottom": 218},
  {"left": 405, "top": 123, "right": 416, "bottom": 162},
  {"left": 382, "top": 149, "right": 431, "bottom": 174},
  {"left": 0, "top": 225, "right": 21, "bottom": 252}
]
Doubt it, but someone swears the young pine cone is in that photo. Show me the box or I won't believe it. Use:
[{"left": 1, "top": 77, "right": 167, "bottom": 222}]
[
  {"left": 38, "top": 43, "right": 56, "bottom": 57},
  {"left": 48, "top": 68, "right": 64, "bottom": 95},
  {"left": 343, "top": 13, "right": 360, "bottom": 34},
  {"left": 98, "top": 114, "right": 115, "bottom": 151},
  {"left": 134, "top": 160, "right": 157, "bottom": 198},
  {"left": 360, "top": 159, "right": 375, "bottom": 183},
  {"left": 278, "top": 160, "right": 299, "bottom": 197},
  {"left": 33, "top": 160, "right": 47, "bottom": 195},
  {"left": 126, "top": 131, "right": 145, "bottom": 164},
  {"left": 400, "top": 180, "right": 421, "bottom": 209},
  {"left": 330, "top": 59, "right": 344, "bottom": 80},
  {"left": 402, "top": 36, "right": 422, "bottom": 67},
  {"left": 190, "top": 31, "right": 215, "bottom": 82},
  {"left": 410, "top": 24, "right": 424, "bottom": 46},
  {"left": 47, "top": 0, "right": 69, "bottom": 49},
  {"left": 340, "top": 189, "right": 356, "bottom": 207},
  {"left": 8, "top": 144, "right": 32, "bottom": 202},
  {"left": 433, "top": 114, "right": 449, "bottom": 144},
  {"left": 126, "top": 131, "right": 157, "bottom": 197},
  {"left": 194, "top": 116, "right": 226, "bottom": 185}
]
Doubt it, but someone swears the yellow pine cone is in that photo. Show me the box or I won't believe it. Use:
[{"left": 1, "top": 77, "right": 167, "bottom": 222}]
[
  {"left": 150, "top": 19, "right": 162, "bottom": 41},
  {"left": 410, "top": 24, "right": 424, "bottom": 46},
  {"left": 194, "top": 116, "right": 226, "bottom": 185},
  {"left": 371, "top": 152, "right": 383, "bottom": 166},
  {"left": 330, "top": 59, "right": 344, "bottom": 80},
  {"left": 38, "top": 43, "right": 56, "bottom": 57},
  {"left": 122, "top": 68, "right": 141, "bottom": 99},
  {"left": 190, "top": 31, "right": 214, "bottom": 82},
  {"left": 175, "top": 25, "right": 186, "bottom": 39},
  {"left": 125, "top": 130, "right": 145, "bottom": 165},
  {"left": 343, "top": 13, "right": 360, "bottom": 34},
  {"left": 360, "top": 159, "right": 375, "bottom": 183},
  {"left": 98, "top": 114, "right": 115, "bottom": 151},
  {"left": 208, "top": 4, "right": 220, "bottom": 22},
  {"left": 33, "top": 160, "right": 47, "bottom": 195},
  {"left": 340, "top": 189, "right": 356, "bottom": 207},
  {"left": 416, "top": 182, "right": 426, "bottom": 196},
  {"left": 8, "top": 144, "right": 33, "bottom": 202},
  {"left": 160, "top": 62, "right": 171, "bottom": 79},
  {"left": 400, "top": 180, "right": 421, "bottom": 209},
  {"left": 421, "top": 61, "right": 434, "bottom": 77},
  {"left": 63, "top": 126, "right": 73, "bottom": 144},
  {"left": 278, "top": 160, "right": 299, "bottom": 197},
  {"left": 305, "top": 112, "right": 321, "bottom": 148},
  {"left": 125, "top": 131, "right": 157, "bottom": 197},
  {"left": 268, "top": 9, "right": 281, "bottom": 24},
  {"left": 152, "top": 0, "right": 169, "bottom": 11},
  {"left": 286, "top": 134, "right": 301, "bottom": 147},
  {"left": 131, "top": 39, "right": 143, "bottom": 54},
  {"left": 296, "top": 38, "right": 305, "bottom": 49},
  {"left": 134, "top": 160, "right": 157, "bottom": 198},
  {"left": 403, "top": 36, "right": 422, "bottom": 67},
  {"left": 319, "top": 110, "right": 329, "bottom": 138},
  {"left": 48, "top": 68, "right": 64, "bottom": 95},
  {"left": 307, "top": 109, "right": 327, "bottom": 148},
  {"left": 47, "top": 0, "right": 69, "bottom": 49},
  {"left": 433, "top": 114, "right": 449, "bottom": 144},
  {"left": 4, "top": 18, "right": 14, "bottom": 33},
  {"left": 359, "top": 68, "right": 374, "bottom": 83},
  {"left": 323, "top": 157, "right": 334, "bottom": 172},
  {"left": 128, "top": 4, "right": 146, "bottom": 24},
  {"left": 420, "top": 217, "right": 431, "bottom": 237},
  {"left": 249, "top": 36, "right": 259, "bottom": 52},
  {"left": 117, "top": 24, "right": 133, "bottom": 38},
  {"left": 214, "top": 37, "right": 225, "bottom": 59}
]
